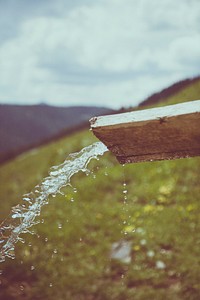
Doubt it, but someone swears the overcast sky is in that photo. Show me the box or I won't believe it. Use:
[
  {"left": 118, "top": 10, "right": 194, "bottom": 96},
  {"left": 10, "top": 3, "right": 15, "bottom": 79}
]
[{"left": 0, "top": 0, "right": 199, "bottom": 108}]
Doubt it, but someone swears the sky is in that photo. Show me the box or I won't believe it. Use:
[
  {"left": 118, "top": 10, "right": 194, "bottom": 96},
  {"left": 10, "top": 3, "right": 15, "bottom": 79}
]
[{"left": 0, "top": 0, "right": 199, "bottom": 109}]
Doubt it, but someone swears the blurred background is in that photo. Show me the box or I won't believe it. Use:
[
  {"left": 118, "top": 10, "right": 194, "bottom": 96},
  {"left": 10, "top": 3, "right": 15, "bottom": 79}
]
[{"left": 0, "top": 0, "right": 200, "bottom": 299}]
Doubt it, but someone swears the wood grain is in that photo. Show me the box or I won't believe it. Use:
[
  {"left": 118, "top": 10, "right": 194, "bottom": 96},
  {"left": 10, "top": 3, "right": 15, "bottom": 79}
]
[{"left": 90, "top": 100, "right": 200, "bottom": 164}]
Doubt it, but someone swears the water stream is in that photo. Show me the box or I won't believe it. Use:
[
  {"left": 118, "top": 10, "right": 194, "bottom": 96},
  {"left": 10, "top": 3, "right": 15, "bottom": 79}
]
[{"left": 0, "top": 142, "right": 108, "bottom": 263}]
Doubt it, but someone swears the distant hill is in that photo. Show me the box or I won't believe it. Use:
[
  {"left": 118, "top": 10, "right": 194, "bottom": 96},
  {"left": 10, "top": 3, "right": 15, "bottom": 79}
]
[
  {"left": 139, "top": 76, "right": 200, "bottom": 107},
  {"left": 0, "top": 104, "right": 113, "bottom": 164}
]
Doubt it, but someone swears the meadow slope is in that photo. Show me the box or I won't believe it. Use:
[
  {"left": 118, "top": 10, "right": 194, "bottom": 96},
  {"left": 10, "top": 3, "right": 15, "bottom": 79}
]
[{"left": 0, "top": 81, "right": 200, "bottom": 300}]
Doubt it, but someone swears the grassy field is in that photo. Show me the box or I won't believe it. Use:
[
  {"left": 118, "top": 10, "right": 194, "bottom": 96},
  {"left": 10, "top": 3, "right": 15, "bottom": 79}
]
[{"left": 0, "top": 86, "right": 200, "bottom": 299}]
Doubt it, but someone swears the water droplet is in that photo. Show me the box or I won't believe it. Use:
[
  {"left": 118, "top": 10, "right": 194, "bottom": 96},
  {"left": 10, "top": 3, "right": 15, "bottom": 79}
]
[
  {"left": 0, "top": 270, "right": 3, "bottom": 275},
  {"left": 70, "top": 198, "right": 74, "bottom": 202},
  {"left": 41, "top": 219, "right": 44, "bottom": 224},
  {"left": 7, "top": 248, "right": 15, "bottom": 260},
  {"left": 20, "top": 285, "right": 24, "bottom": 291},
  {"left": 19, "top": 237, "right": 25, "bottom": 244},
  {"left": 53, "top": 249, "right": 58, "bottom": 254},
  {"left": 49, "top": 283, "right": 53, "bottom": 287},
  {"left": 123, "top": 190, "right": 127, "bottom": 194},
  {"left": 45, "top": 237, "right": 48, "bottom": 242},
  {"left": 23, "top": 197, "right": 31, "bottom": 202},
  {"left": 73, "top": 188, "right": 77, "bottom": 193},
  {"left": 58, "top": 223, "right": 62, "bottom": 229},
  {"left": 30, "top": 265, "right": 35, "bottom": 271}
]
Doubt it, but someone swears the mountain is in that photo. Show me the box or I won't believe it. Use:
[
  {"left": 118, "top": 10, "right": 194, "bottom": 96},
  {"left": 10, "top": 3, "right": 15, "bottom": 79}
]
[{"left": 0, "top": 104, "right": 113, "bottom": 164}]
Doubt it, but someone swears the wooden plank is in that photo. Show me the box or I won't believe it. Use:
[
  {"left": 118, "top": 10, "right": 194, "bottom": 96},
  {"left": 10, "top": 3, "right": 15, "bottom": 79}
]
[{"left": 90, "top": 100, "right": 200, "bottom": 164}]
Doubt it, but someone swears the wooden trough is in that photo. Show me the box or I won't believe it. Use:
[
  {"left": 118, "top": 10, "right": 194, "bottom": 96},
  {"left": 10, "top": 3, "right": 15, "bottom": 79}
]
[{"left": 90, "top": 100, "right": 200, "bottom": 164}]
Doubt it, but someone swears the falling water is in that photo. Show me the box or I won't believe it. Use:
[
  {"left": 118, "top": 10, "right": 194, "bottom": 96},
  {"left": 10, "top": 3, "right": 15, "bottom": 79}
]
[{"left": 0, "top": 142, "right": 108, "bottom": 263}]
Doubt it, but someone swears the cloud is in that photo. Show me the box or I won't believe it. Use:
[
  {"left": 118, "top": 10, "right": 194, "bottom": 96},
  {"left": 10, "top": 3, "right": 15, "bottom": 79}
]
[{"left": 0, "top": 0, "right": 199, "bottom": 108}]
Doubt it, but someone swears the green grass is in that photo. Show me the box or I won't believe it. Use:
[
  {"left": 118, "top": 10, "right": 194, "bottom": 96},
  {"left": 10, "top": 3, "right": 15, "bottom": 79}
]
[
  {"left": 163, "top": 78, "right": 200, "bottom": 105},
  {"left": 0, "top": 85, "right": 200, "bottom": 299},
  {"left": 136, "top": 78, "right": 200, "bottom": 110}
]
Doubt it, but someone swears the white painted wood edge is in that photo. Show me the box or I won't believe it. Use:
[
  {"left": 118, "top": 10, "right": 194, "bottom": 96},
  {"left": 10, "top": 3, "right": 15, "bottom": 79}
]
[{"left": 90, "top": 100, "right": 200, "bottom": 128}]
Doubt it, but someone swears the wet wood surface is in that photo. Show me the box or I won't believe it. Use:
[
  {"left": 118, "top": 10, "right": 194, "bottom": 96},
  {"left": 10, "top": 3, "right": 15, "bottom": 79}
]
[{"left": 90, "top": 100, "right": 200, "bottom": 164}]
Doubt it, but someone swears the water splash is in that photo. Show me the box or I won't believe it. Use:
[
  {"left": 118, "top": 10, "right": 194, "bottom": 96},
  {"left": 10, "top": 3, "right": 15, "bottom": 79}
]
[{"left": 0, "top": 142, "right": 108, "bottom": 262}]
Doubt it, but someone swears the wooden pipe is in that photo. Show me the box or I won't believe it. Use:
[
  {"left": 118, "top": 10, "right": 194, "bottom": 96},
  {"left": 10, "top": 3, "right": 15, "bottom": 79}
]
[{"left": 90, "top": 100, "right": 200, "bottom": 164}]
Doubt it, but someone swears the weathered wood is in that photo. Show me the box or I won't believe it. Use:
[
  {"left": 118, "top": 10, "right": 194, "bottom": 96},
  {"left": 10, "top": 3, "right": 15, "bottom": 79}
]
[{"left": 90, "top": 100, "right": 200, "bottom": 164}]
